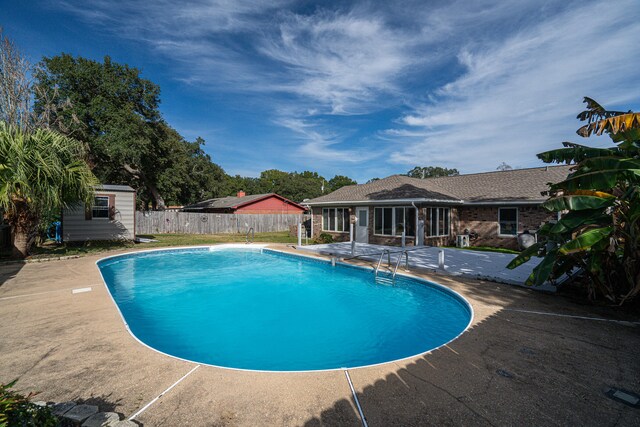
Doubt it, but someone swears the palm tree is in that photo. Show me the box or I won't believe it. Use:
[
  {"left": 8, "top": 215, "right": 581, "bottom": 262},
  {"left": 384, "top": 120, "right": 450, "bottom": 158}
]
[{"left": 0, "top": 122, "right": 98, "bottom": 257}]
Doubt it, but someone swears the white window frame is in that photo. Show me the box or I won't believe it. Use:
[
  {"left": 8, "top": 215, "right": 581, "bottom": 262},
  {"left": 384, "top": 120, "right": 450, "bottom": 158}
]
[
  {"left": 373, "top": 206, "right": 415, "bottom": 237},
  {"left": 322, "top": 207, "right": 349, "bottom": 233},
  {"left": 498, "top": 207, "right": 519, "bottom": 237},
  {"left": 427, "top": 207, "right": 450, "bottom": 237},
  {"left": 92, "top": 196, "right": 110, "bottom": 220}
]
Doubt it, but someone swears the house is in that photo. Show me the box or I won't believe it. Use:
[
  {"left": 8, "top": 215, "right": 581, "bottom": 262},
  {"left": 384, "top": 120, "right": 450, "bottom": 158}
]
[
  {"left": 62, "top": 184, "right": 136, "bottom": 242},
  {"left": 182, "top": 191, "right": 307, "bottom": 214},
  {"left": 304, "top": 165, "right": 572, "bottom": 249}
]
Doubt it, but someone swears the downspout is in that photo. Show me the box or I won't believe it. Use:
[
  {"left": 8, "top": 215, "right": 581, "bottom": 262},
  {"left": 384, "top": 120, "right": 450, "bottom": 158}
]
[
  {"left": 411, "top": 202, "right": 420, "bottom": 246},
  {"left": 304, "top": 204, "right": 313, "bottom": 240}
]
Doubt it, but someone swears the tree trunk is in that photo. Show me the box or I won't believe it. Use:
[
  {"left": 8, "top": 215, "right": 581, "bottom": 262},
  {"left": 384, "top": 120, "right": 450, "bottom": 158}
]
[
  {"left": 147, "top": 181, "right": 166, "bottom": 210},
  {"left": 7, "top": 199, "right": 38, "bottom": 258},
  {"left": 11, "top": 225, "right": 30, "bottom": 258},
  {"left": 123, "top": 163, "right": 166, "bottom": 210}
]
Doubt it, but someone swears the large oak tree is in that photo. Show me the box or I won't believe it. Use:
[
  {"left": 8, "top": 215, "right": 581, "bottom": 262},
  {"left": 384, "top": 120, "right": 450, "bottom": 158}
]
[{"left": 34, "top": 54, "right": 170, "bottom": 208}]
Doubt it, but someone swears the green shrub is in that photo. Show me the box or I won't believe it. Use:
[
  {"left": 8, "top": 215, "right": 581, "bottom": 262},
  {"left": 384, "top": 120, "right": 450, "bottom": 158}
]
[
  {"left": 507, "top": 98, "right": 640, "bottom": 304},
  {"left": 317, "top": 233, "right": 335, "bottom": 244},
  {"left": 0, "top": 380, "right": 59, "bottom": 427}
]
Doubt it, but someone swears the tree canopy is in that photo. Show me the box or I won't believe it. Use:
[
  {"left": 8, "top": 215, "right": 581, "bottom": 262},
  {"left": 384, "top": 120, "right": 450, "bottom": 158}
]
[
  {"left": 32, "top": 53, "right": 358, "bottom": 207},
  {"left": 0, "top": 29, "right": 32, "bottom": 131},
  {"left": 407, "top": 166, "right": 459, "bottom": 179},
  {"left": 34, "top": 54, "right": 173, "bottom": 208},
  {"left": 496, "top": 162, "right": 513, "bottom": 171},
  {"left": 223, "top": 170, "right": 356, "bottom": 202},
  {"left": 327, "top": 175, "right": 357, "bottom": 192}
]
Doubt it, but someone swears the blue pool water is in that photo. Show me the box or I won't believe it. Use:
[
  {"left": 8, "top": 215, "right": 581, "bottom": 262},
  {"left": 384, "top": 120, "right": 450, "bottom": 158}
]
[{"left": 98, "top": 248, "right": 472, "bottom": 371}]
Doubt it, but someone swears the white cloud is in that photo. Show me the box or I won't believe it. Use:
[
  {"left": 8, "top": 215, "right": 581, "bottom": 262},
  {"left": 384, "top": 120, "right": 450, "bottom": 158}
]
[
  {"left": 52, "top": 0, "right": 640, "bottom": 177},
  {"left": 257, "top": 10, "right": 418, "bottom": 114},
  {"left": 386, "top": 0, "right": 640, "bottom": 172},
  {"left": 57, "top": 1, "right": 419, "bottom": 112},
  {"left": 276, "top": 117, "right": 379, "bottom": 164}
]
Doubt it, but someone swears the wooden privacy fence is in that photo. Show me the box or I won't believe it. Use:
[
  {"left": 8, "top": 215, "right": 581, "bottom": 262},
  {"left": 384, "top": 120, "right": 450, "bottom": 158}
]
[{"left": 135, "top": 211, "right": 306, "bottom": 235}]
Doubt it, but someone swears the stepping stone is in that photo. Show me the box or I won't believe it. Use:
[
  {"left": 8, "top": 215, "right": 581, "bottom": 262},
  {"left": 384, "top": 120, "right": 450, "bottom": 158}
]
[
  {"left": 63, "top": 404, "right": 99, "bottom": 423},
  {"left": 82, "top": 412, "right": 121, "bottom": 427},
  {"left": 111, "top": 421, "right": 138, "bottom": 427},
  {"left": 51, "top": 401, "right": 76, "bottom": 416}
]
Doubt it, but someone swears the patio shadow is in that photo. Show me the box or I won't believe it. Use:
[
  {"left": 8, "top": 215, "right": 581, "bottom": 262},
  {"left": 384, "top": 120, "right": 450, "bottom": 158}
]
[
  {"left": 0, "top": 261, "right": 24, "bottom": 288},
  {"left": 303, "top": 284, "right": 640, "bottom": 426}
]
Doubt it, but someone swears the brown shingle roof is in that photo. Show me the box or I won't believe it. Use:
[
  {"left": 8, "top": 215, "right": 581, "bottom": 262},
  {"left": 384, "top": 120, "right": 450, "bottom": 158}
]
[
  {"left": 305, "top": 165, "right": 572, "bottom": 205},
  {"left": 306, "top": 175, "right": 459, "bottom": 204}
]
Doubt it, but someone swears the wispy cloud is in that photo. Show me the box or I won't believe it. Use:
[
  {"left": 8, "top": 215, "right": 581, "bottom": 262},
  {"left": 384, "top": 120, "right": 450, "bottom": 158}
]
[
  {"left": 257, "top": 9, "right": 419, "bottom": 114},
  {"left": 56, "top": 1, "right": 418, "bottom": 111},
  {"left": 276, "top": 117, "right": 378, "bottom": 164},
  {"left": 51, "top": 0, "right": 640, "bottom": 177},
  {"left": 387, "top": 0, "right": 640, "bottom": 172}
]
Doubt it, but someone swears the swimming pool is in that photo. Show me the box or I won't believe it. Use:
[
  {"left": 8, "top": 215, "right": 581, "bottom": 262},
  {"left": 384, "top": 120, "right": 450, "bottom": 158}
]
[{"left": 98, "top": 246, "right": 472, "bottom": 371}]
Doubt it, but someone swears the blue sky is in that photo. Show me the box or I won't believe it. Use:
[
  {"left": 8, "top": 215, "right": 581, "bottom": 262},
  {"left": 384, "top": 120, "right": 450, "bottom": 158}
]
[{"left": 3, "top": 0, "right": 639, "bottom": 182}]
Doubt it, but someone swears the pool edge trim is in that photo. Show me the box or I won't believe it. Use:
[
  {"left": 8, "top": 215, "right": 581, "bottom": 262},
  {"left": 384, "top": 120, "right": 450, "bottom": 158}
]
[{"left": 96, "top": 244, "right": 475, "bottom": 374}]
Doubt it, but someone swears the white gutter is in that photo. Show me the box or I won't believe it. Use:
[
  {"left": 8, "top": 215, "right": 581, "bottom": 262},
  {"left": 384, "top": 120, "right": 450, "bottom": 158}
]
[
  {"left": 305, "top": 198, "right": 464, "bottom": 207},
  {"left": 306, "top": 199, "right": 546, "bottom": 207},
  {"left": 463, "top": 200, "right": 546, "bottom": 206}
]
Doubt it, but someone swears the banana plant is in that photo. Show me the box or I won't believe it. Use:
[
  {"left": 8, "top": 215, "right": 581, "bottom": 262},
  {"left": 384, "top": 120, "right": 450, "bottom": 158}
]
[{"left": 508, "top": 98, "right": 640, "bottom": 305}]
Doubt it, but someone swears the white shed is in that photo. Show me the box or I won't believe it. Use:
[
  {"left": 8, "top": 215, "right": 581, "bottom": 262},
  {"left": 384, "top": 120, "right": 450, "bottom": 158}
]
[{"left": 62, "top": 184, "right": 136, "bottom": 242}]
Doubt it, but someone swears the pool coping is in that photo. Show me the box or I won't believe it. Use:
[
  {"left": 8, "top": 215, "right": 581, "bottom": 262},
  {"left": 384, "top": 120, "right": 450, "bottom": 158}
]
[{"left": 95, "top": 243, "right": 474, "bottom": 374}]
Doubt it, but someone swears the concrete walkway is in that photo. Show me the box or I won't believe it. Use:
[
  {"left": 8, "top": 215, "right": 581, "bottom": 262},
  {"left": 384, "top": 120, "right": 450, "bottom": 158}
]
[
  {"left": 1, "top": 244, "right": 638, "bottom": 426},
  {"left": 298, "top": 242, "right": 552, "bottom": 290}
]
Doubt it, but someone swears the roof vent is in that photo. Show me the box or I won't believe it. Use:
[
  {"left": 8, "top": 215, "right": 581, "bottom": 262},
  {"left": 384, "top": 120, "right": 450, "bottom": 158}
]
[{"left": 237, "top": 191, "right": 246, "bottom": 198}]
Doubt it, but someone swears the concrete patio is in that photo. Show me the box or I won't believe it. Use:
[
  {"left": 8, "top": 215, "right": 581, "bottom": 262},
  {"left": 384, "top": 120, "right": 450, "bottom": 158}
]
[
  {"left": 0, "top": 244, "right": 639, "bottom": 426},
  {"left": 298, "top": 242, "right": 551, "bottom": 290}
]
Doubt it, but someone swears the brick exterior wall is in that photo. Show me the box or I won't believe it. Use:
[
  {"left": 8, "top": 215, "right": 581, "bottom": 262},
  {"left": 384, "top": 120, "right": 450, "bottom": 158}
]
[
  {"left": 312, "top": 204, "right": 554, "bottom": 249},
  {"left": 458, "top": 205, "right": 554, "bottom": 249}
]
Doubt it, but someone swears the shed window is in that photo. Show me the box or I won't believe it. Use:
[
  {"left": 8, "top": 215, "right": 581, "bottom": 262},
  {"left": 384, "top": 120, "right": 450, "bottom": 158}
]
[
  {"left": 499, "top": 207, "right": 518, "bottom": 236},
  {"left": 86, "top": 194, "right": 115, "bottom": 220},
  {"left": 92, "top": 196, "right": 110, "bottom": 219}
]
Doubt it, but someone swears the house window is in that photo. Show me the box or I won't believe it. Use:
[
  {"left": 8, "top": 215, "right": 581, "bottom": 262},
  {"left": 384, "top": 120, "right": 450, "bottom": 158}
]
[
  {"left": 92, "top": 196, "right": 110, "bottom": 219},
  {"left": 322, "top": 208, "right": 350, "bottom": 232},
  {"left": 374, "top": 207, "right": 416, "bottom": 236},
  {"left": 499, "top": 207, "right": 518, "bottom": 236},
  {"left": 427, "top": 207, "right": 450, "bottom": 237}
]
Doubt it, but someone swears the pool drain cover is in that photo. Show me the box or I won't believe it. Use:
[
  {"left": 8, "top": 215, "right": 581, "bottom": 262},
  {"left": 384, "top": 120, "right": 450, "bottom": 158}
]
[{"left": 604, "top": 388, "right": 640, "bottom": 408}]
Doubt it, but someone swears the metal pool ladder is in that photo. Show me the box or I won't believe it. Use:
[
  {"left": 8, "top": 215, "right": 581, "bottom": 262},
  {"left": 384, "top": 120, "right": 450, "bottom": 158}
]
[
  {"left": 392, "top": 250, "right": 409, "bottom": 279},
  {"left": 246, "top": 227, "right": 254, "bottom": 243},
  {"left": 374, "top": 249, "right": 409, "bottom": 284},
  {"left": 374, "top": 249, "right": 392, "bottom": 277}
]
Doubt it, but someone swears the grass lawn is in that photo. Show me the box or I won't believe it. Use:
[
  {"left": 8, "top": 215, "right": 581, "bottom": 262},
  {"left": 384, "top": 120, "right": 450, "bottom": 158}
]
[
  {"left": 444, "top": 245, "right": 520, "bottom": 255},
  {"left": 24, "top": 232, "right": 297, "bottom": 260}
]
